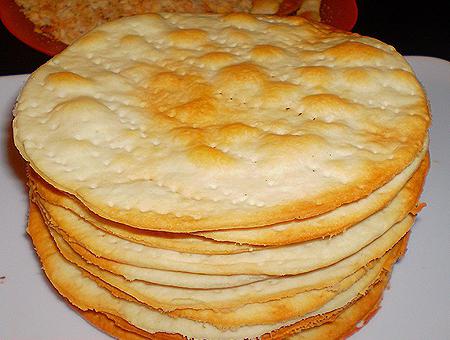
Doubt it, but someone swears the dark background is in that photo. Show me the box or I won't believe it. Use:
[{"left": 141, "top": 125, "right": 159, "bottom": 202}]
[{"left": 1, "top": 0, "right": 449, "bottom": 76}]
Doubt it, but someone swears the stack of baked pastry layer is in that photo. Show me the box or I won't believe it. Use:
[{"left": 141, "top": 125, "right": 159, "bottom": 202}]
[{"left": 13, "top": 13, "right": 430, "bottom": 339}]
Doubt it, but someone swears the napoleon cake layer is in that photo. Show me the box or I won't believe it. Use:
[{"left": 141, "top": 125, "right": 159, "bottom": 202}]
[
  {"left": 29, "top": 156, "right": 425, "bottom": 312},
  {"left": 34, "top": 191, "right": 416, "bottom": 276},
  {"left": 32, "top": 150, "right": 425, "bottom": 277},
  {"left": 36, "top": 164, "right": 423, "bottom": 310},
  {"left": 46, "top": 222, "right": 403, "bottom": 313},
  {"left": 76, "top": 268, "right": 392, "bottom": 340},
  {"left": 28, "top": 201, "right": 408, "bottom": 339},
  {"left": 13, "top": 13, "right": 430, "bottom": 232}
]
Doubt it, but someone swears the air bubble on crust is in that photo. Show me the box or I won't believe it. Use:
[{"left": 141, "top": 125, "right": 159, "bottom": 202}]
[
  {"left": 49, "top": 123, "right": 60, "bottom": 130},
  {"left": 265, "top": 179, "right": 275, "bottom": 186},
  {"left": 138, "top": 206, "right": 148, "bottom": 213},
  {"left": 124, "top": 144, "right": 134, "bottom": 153},
  {"left": 174, "top": 211, "right": 186, "bottom": 218}
]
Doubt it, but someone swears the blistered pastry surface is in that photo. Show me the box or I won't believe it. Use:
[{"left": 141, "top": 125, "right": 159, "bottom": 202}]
[{"left": 14, "top": 13, "right": 430, "bottom": 230}]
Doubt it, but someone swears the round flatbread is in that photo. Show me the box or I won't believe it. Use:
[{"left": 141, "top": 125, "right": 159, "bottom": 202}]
[{"left": 14, "top": 13, "right": 430, "bottom": 232}]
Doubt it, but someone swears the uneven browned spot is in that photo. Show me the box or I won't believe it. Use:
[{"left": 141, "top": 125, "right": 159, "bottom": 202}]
[
  {"left": 215, "top": 63, "right": 268, "bottom": 99},
  {"left": 222, "top": 12, "right": 261, "bottom": 27},
  {"left": 295, "top": 66, "right": 332, "bottom": 86},
  {"left": 166, "top": 29, "right": 208, "bottom": 48},
  {"left": 221, "top": 26, "right": 253, "bottom": 44},
  {"left": 324, "top": 41, "right": 388, "bottom": 62},
  {"left": 119, "top": 34, "right": 147, "bottom": 46},
  {"left": 45, "top": 72, "right": 94, "bottom": 88},
  {"left": 187, "top": 144, "right": 236, "bottom": 168},
  {"left": 262, "top": 81, "right": 300, "bottom": 108},
  {"left": 166, "top": 96, "right": 218, "bottom": 126},
  {"left": 250, "top": 44, "right": 287, "bottom": 63},
  {"left": 197, "top": 52, "right": 236, "bottom": 69}
]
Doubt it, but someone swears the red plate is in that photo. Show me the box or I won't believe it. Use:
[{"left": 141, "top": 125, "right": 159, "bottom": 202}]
[
  {"left": 0, "top": 0, "right": 357, "bottom": 56},
  {"left": 0, "top": 0, "right": 67, "bottom": 55},
  {"left": 276, "top": 0, "right": 358, "bottom": 31},
  {"left": 320, "top": 0, "right": 358, "bottom": 31}
]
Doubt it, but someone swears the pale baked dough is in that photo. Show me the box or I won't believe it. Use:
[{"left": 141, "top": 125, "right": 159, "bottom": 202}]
[
  {"left": 14, "top": 13, "right": 430, "bottom": 232},
  {"left": 29, "top": 167, "right": 257, "bottom": 255},
  {"left": 198, "top": 150, "right": 428, "bottom": 245}
]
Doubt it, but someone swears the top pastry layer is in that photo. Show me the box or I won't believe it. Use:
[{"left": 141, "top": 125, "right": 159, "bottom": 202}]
[{"left": 13, "top": 13, "right": 430, "bottom": 231}]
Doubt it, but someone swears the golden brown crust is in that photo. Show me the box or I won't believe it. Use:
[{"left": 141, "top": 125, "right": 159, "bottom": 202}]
[
  {"left": 79, "top": 309, "right": 150, "bottom": 339},
  {"left": 76, "top": 241, "right": 402, "bottom": 339},
  {"left": 28, "top": 198, "right": 410, "bottom": 335},
  {"left": 45, "top": 217, "right": 406, "bottom": 313},
  {"left": 269, "top": 232, "right": 409, "bottom": 339},
  {"left": 27, "top": 197, "right": 413, "bottom": 338},
  {"left": 290, "top": 273, "right": 389, "bottom": 339},
  {"left": 166, "top": 231, "right": 409, "bottom": 328},
  {"left": 38, "top": 198, "right": 415, "bottom": 314}
]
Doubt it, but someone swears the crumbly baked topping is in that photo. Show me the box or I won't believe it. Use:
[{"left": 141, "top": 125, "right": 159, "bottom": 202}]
[{"left": 16, "top": 0, "right": 296, "bottom": 44}]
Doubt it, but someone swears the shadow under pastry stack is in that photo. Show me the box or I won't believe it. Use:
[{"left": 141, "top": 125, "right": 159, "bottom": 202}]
[{"left": 13, "top": 13, "right": 430, "bottom": 339}]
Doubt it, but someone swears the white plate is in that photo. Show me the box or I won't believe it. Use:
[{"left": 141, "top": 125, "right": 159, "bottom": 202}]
[{"left": 0, "top": 56, "right": 449, "bottom": 339}]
